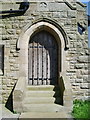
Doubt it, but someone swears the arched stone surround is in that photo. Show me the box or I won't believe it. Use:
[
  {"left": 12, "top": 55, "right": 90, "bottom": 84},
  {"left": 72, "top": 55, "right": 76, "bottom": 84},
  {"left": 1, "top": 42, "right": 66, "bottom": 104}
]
[
  {"left": 17, "top": 18, "right": 69, "bottom": 81},
  {"left": 13, "top": 18, "right": 72, "bottom": 112}
]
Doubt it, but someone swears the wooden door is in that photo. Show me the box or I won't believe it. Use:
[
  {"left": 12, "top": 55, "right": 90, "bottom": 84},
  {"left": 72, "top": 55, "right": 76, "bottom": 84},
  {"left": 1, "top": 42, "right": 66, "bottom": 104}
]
[{"left": 28, "top": 31, "right": 58, "bottom": 85}]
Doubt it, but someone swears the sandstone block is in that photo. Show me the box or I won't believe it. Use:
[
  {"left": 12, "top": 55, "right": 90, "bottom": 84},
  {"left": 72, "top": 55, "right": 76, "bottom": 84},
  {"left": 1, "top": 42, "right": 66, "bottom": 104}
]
[
  {"left": 80, "top": 83, "right": 90, "bottom": 89},
  {"left": 81, "top": 70, "right": 88, "bottom": 75},
  {"left": 75, "top": 79, "right": 83, "bottom": 83},
  {"left": 83, "top": 75, "right": 90, "bottom": 83},
  {"left": 2, "top": 35, "right": 10, "bottom": 40},
  {"left": 12, "top": 24, "right": 19, "bottom": 29},
  {"left": 7, "top": 29, "right": 16, "bottom": 35},
  {"left": 49, "top": 3, "right": 68, "bottom": 11},
  {"left": 37, "top": 2, "right": 49, "bottom": 12},
  {"left": 68, "top": 10, "right": 76, "bottom": 18},
  {"left": 77, "top": 56, "right": 89, "bottom": 63},
  {"left": 5, "top": 24, "right": 12, "bottom": 29},
  {"left": 74, "top": 63, "right": 84, "bottom": 69}
]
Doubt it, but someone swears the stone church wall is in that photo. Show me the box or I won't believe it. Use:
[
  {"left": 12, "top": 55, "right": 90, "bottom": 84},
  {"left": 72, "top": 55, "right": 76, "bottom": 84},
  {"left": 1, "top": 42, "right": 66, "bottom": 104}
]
[{"left": 0, "top": 0, "right": 89, "bottom": 104}]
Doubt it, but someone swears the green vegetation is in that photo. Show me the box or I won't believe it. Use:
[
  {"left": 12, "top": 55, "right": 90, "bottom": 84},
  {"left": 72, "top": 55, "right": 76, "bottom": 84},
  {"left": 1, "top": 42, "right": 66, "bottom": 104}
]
[
  {"left": 13, "top": 110, "right": 21, "bottom": 114},
  {"left": 13, "top": 110, "right": 18, "bottom": 114},
  {"left": 72, "top": 99, "right": 90, "bottom": 120}
]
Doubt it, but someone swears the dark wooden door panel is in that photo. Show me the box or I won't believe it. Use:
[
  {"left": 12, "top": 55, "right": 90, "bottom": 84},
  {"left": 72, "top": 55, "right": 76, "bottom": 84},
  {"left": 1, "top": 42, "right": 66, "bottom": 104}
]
[{"left": 28, "top": 31, "right": 58, "bottom": 85}]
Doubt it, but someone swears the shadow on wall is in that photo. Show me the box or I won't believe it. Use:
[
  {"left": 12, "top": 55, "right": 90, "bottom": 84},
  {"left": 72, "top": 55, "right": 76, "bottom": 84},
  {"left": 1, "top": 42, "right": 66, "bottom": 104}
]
[
  {"left": 5, "top": 84, "right": 16, "bottom": 113},
  {"left": 58, "top": 76, "right": 65, "bottom": 105},
  {"left": 0, "top": 2, "right": 29, "bottom": 19},
  {"left": 0, "top": 12, "right": 25, "bottom": 19}
]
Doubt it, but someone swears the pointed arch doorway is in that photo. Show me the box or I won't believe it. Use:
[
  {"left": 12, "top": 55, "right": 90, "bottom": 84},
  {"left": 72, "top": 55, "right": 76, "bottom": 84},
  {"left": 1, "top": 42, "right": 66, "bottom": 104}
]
[
  {"left": 28, "top": 30, "right": 58, "bottom": 85},
  {"left": 14, "top": 20, "right": 73, "bottom": 113}
]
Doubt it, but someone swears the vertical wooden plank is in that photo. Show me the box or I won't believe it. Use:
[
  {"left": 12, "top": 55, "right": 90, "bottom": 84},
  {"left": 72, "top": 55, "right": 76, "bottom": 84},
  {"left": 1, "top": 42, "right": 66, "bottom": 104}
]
[
  {"left": 37, "top": 42, "right": 39, "bottom": 85},
  {"left": 54, "top": 46, "right": 58, "bottom": 84},
  {"left": 46, "top": 49, "right": 48, "bottom": 85},
  {"left": 51, "top": 40, "right": 54, "bottom": 85},
  {"left": 47, "top": 51, "right": 50, "bottom": 85},
  {"left": 41, "top": 32, "right": 44, "bottom": 85},
  {"left": 38, "top": 44, "right": 42, "bottom": 85},
  {"left": 33, "top": 42, "right": 37, "bottom": 85},
  {"left": 28, "top": 43, "right": 32, "bottom": 85},
  {"left": 43, "top": 32, "right": 47, "bottom": 85},
  {"left": 49, "top": 34, "right": 53, "bottom": 85},
  {"left": 45, "top": 32, "right": 49, "bottom": 85},
  {"left": 32, "top": 42, "right": 34, "bottom": 85}
]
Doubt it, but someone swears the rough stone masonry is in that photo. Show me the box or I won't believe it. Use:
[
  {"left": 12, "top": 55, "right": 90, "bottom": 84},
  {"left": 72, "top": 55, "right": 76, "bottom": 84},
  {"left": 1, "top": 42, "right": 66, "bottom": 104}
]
[{"left": 0, "top": 0, "right": 89, "bottom": 106}]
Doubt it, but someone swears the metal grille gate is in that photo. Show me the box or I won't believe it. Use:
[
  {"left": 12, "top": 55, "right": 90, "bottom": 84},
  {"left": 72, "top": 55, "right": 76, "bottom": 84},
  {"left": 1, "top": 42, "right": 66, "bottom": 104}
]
[{"left": 28, "top": 31, "right": 58, "bottom": 85}]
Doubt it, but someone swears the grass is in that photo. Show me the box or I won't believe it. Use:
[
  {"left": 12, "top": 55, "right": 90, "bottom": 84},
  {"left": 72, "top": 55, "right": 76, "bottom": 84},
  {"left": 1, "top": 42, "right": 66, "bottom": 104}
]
[
  {"left": 13, "top": 110, "right": 18, "bottom": 114},
  {"left": 72, "top": 99, "right": 90, "bottom": 120}
]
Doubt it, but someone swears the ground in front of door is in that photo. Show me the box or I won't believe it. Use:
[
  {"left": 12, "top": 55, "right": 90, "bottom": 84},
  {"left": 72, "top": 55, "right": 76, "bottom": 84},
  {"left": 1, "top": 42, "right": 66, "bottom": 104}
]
[{"left": 1, "top": 104, "right": 74, "bottom": 120}]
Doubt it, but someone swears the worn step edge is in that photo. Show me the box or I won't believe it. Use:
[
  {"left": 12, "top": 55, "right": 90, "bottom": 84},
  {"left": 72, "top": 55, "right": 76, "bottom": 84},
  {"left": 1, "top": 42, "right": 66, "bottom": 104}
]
[
  {"left": 26, "top": 91, "right": 61, "bottom": 97},
  {"left": 27, "top": 85, "right": 60, "bottom": 91},
  {"left": 23, "top": 97, "right": 61, "bottom": 104},
  {"left": 26, "top": 91, "right": 55, "bottom": 96},
  {"left": 23, "top": 104, "right": 65, "bottom": 112}
]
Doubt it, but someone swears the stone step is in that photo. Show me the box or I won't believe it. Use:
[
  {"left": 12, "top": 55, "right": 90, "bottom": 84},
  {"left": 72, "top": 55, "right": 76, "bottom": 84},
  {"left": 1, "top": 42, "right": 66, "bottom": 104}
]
[
  {"left": 23, "top": 97, "right": 61, "bottom": 104},
  {"left": 25, "top": 91, "right": 61, "bottom": 97},
  {"left": 19, "top": 112, "right": 73, "bottom": 119},
  {"left": 23, "top": 104, "right": 65, "bottom": 112},
  {"left": 27, "top": 85, "right": 60, "bottom": 91}
]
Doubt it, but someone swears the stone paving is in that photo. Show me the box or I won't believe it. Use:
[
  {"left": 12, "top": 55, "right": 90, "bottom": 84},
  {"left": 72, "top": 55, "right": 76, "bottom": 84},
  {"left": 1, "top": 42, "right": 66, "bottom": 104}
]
[
  {"left": 0, "top": 104, "right": 74, "bottom": 120},
  {"left": 19, "top": 112, "right": 74, "bottom": 120},
  {"left": 1, "top": 104, "right": 20, "bottom": 120}
]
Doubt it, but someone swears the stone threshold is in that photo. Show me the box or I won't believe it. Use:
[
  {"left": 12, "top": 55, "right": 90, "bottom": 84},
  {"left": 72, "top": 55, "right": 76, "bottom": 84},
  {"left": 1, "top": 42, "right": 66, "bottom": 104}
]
[{"left": 19, "top": 112, "right": 73, "bottom": 119}]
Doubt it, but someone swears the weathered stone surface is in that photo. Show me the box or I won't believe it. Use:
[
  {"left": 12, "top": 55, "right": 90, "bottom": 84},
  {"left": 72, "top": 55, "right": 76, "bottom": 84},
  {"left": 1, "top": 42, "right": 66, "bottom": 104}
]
[
  {"left": 49, "top": 3, "right": 69, "bottom": 11},
  {"left": 10, "top": 40, "right": 16, "bottom": 45},
  {"left": 74, "top": 64, "right": 84, "bottom": 69},
  {"left": 13, "top": 53, "right": 19, "bottom": 57},
  {"left": 1, "top": 1, "right": 89, "bottom": 106},
  {"left": 68, "top": 10, "right": 76, "bottom": 18},
  {"left": 72, "top": 83, "right": 80, "bottom": 86},
  {"left": 12, "top": 24, "right": 19, "bottom": 29},
  {"left": 80, "top": 70, "right": 88, "bottom": 75},
  {"left": 75, "top": 79, "right": 83, "bottom": 83},
  {"left": 37, "top": 2, "right": 49, "bottom": 11},
  {"left": 80, "top": 83, "right": 90, "bottom": 89},
  {"left": 85, "top": 49, "right": 89, "bottom": 55},
  {"left": 2, "top": 35, "right": 11, "bottom": 40},
  {"left": 16, "top": 30, "right": 21, "bottom": 35},
  {"left": 77, "top": 56, "right": 89, "bottom": 63},
  {"left": 68, "top": 34, "right": 76, "bottom": 40},
  {"left": 7, "top": 29, "right": 16, "bottom": 35},
  {"left": 5, "top": 24, "right": 12, "bottom": 29},
  {"left": 83, "top": 75, "right": 90, "bottom": 83},
  {"left": 73, "top": 91, "right": 84, "bottom": 96}
]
